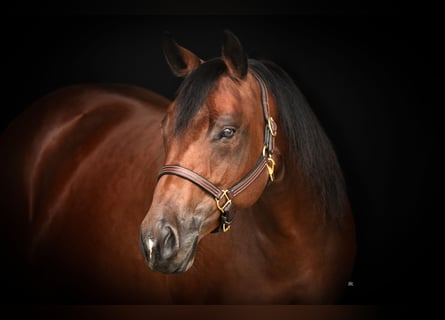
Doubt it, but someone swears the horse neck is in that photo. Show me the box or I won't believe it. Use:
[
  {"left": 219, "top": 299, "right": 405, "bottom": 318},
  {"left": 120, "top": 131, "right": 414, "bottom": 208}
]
[{"left": 253, "top": 153, "right": 327, "bottom": 240}]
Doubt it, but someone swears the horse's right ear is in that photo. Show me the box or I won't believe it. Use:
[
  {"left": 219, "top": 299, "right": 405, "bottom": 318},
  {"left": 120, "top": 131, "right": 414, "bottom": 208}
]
[{"left": 162, "top": 32, "right": 203, "bottom": 77}]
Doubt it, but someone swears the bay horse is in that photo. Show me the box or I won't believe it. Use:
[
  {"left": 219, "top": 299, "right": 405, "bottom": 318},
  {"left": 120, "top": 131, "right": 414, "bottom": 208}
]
[{"left": 0, "top": 30, "right": 355, "bottom": 304}]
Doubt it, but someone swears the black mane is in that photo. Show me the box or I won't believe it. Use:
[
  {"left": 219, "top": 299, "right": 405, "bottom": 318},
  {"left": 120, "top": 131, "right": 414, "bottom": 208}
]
[{"left": 173, "top": 58, "right": 347, "bottom": 220}]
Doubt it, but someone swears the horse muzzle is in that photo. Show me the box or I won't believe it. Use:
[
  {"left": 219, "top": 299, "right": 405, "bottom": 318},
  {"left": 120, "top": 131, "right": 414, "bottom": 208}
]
[{"left": 140, "top": 221, "right": 198, "bottom": 274}]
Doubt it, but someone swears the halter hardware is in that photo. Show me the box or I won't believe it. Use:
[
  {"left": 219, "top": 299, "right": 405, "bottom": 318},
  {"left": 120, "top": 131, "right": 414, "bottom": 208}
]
[
  {"left": 215, "top": 189, "right": 232, "bottom": 213},
  {"left": 215, "top": 190, "right": 232, "bottom": 232},
  {"left": 157, "top": 71, "right": 277, "bottom": 233},
  {"left": 266, "top": 156, "right": 276, "bottom": 182},
  {"left": 267, "top": 117, "right": 277, "bottom": 137},
  {"left": 262, "top": 145, "right": 275, "bottom": 182}
]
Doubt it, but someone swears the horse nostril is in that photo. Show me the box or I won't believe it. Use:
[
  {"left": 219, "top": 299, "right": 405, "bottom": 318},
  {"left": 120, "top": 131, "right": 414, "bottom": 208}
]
[
  {"left": 161, "top": 225, "right": 179, "bottom": 260},
  {"left": 140, "top": 222, "right": 179, "bottom": 270}
]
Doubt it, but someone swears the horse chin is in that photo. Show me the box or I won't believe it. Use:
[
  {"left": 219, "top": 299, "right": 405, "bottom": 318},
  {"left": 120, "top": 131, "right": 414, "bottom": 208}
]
[
  {"left": 171, "top": 235, "right": 198, "bottom": 274},
  {"left": 172, "top": 256, "right": 195, "bottom": 274}
]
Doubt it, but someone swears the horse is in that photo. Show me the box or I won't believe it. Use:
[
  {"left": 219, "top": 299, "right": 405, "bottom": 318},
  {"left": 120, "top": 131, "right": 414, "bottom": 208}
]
[{"left": 0, "top": 30, "right": 356, "bottom": 304}]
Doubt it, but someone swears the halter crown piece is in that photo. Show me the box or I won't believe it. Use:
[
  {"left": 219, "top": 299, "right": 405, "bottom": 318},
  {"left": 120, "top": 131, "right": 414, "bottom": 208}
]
[{"left": 158, "top": 71, "right": 277, "bottom": 233}]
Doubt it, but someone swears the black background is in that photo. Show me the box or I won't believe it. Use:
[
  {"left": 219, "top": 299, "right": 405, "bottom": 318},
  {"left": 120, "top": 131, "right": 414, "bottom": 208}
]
[{"left": 2, "top": 1, "right": 441, "bottom": 310}]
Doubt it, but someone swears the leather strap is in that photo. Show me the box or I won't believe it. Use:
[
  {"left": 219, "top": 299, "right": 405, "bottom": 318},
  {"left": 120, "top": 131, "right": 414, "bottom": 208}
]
[
  {"left": 159, "top": 156, "right": 268, "bottom": 201},
  {"left": 159, "top": 165, "right": 225, "bottom": 199}
]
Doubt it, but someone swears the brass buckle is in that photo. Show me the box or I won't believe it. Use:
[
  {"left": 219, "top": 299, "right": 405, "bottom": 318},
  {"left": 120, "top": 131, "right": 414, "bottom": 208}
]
[
  {"left": 215, "top": 190, "right": 232, "bottom": 232},
  {"left": 215, "top": 189, "right": 232, "bottom": 213}
]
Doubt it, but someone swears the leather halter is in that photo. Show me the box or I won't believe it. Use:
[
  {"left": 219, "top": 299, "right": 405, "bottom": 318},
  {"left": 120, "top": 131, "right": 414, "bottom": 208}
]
[{"left": 158, "top": 72, "right": 277, "bottom": 233}]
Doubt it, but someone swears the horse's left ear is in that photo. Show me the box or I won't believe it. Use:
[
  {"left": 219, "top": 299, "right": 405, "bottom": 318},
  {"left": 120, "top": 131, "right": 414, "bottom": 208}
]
[
  {"left": 162, "top": 31, "right": 203, "bottom": 77},
  {"left": 222, "top": 30, "right": 248, "bottom": 79}
]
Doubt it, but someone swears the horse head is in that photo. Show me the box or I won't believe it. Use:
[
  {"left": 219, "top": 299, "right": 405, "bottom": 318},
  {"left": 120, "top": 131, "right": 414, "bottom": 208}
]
[{"left": 140, "top": 31, "right": 278, "bottom": 273}]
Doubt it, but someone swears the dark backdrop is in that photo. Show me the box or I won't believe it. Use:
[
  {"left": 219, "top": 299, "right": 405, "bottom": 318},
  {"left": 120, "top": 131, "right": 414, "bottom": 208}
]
[{"left": 1, "top": 13, "right": 440, "bottom": 306}]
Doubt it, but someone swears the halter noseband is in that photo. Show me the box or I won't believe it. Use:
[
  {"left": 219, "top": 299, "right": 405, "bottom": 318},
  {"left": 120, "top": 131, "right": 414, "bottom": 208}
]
[{"left": 158, "top": 72, "right": 277, "bottom": 233}]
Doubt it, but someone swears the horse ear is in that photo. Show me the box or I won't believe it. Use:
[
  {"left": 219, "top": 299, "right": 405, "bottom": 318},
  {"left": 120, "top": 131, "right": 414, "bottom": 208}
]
[
  {"left": 162, "top": 32, "right": 203, "bottom": 77},
  {"left": 222, "top": 30, "right": 248, "bottom": 79}
]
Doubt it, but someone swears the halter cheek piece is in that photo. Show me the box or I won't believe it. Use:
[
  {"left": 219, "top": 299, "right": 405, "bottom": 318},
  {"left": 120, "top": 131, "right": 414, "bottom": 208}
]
[{"left": 158, "top": 72, "right": 277, "bottom": 233}]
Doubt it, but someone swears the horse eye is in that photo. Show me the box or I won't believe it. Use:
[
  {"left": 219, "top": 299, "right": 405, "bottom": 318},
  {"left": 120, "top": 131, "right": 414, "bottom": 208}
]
[{"left": 220, "top": 128, "right": 236, "bottom": 139}]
